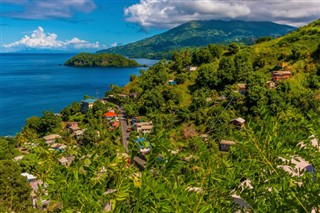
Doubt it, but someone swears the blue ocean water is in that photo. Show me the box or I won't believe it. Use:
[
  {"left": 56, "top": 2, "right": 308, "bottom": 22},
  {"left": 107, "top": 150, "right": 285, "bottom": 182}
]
[{"left": 0, "top": 53, "right": 158, "bottom": 136}]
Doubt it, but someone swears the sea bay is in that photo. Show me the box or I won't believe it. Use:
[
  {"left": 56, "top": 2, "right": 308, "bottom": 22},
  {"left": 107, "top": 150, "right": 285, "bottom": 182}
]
[{"left": 0, "top": 53, "right": 157, "bottom": 136}]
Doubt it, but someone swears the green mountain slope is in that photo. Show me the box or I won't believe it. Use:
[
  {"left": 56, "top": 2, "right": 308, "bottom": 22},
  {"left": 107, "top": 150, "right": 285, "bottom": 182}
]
[{"left": 98, "top": 20, "right": 296, "bottom": 59}]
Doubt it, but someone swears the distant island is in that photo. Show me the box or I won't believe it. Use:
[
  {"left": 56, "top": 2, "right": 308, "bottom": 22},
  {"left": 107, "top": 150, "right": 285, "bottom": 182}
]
[{"left": 64, "top": 52, "right": 140, "bottom": 67}]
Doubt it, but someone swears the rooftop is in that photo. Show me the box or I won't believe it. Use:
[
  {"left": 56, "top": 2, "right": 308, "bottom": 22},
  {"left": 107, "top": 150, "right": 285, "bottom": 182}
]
[
  {"left": 21, "top": 172, "right": 36, "bottom": 180},
  {"left": 231, "top": 117, "right": 246, "bottom": 124},
  {"left": 237, "top": 83, "right": 246, "bottom": 89},
  {"left": 105, "top": 111, "right": 117, "bottom": 117},
  {"left": 43, "top": 134, "right": 61, "bottom": 141},
  {"left": 272, "top": 70, "right": 292, "bottom": 75},
  {"left": 220, "top": 140, "right": 236, "bottom": 145},
  {"left": 82, "top": 99, "right": 97, "bottom": 103}
]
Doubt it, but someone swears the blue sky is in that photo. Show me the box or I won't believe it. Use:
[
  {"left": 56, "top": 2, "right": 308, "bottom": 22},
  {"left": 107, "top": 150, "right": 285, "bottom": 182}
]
[{"left": 1, "top": 0, "right": 319, "bottom": 52}]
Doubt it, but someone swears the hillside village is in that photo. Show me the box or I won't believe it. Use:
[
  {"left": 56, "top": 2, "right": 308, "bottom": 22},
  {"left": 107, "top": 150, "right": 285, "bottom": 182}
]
[{"left": 1, "top": 19, "right": 320, "bottom": 212}]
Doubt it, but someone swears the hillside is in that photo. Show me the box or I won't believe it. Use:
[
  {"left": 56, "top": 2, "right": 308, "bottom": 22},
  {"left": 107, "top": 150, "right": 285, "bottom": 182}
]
[
  {"left": 98, "top": 20, "right": 296, "bottom": 59},
  {"left": 2, "top": 19, "right": 320, "bottom": 212},
  {"left": 64, "top": 52, "right": 139, "bottom": 67}
]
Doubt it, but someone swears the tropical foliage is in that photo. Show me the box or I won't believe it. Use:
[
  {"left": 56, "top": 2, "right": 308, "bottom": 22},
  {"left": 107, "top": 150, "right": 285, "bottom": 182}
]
[{"left": 2, "top": 19, "right": 320, "bottom": 212}]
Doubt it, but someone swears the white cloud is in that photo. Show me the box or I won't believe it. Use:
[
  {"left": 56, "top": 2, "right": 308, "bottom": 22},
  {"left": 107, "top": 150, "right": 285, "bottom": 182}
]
[
  {"left": 2, "top": 0, "right": 96, "bottom": 20},
  {"left": 111, "top": 42, "right": 118, "bottom": 47},
  {"left": 125, "top": 0, "right": 320, "bottom": 29},
  {"left": 2, "top": 27, "right": 105, "bottom": 51}
]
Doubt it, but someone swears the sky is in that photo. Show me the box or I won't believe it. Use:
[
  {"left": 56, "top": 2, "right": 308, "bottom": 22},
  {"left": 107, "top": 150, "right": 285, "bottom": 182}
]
[{"left": 0, "top": 0, "right": 319, "bottom": 53}]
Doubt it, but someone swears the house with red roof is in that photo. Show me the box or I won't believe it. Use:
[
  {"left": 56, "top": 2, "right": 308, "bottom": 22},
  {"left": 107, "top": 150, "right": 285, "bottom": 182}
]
[
  {"left": 104, "top": 111, "right": 118, "bottom": 121},
  {"left": 112, "top": 121, "right": 120, "bottom": 129}
]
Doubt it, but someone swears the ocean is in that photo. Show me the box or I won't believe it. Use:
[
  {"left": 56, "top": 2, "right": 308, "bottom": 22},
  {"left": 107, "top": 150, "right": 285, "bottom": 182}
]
[{"left": 0, "top": 53, "right": 158, "bottom": 136}]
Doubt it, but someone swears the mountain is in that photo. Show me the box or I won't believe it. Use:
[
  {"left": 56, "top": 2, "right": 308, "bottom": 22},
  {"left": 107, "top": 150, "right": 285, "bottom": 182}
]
[{"left": 97, "top": 20, "right": 296, "bottom": 59}]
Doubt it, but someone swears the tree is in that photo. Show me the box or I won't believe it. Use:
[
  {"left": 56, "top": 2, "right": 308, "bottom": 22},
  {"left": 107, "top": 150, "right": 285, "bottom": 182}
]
[
  {"left": 195, "top": 62, "right": 219, "bottom": 89},
  {"left": 172, "top": 50, "right": 193, "bottom": 73},
  {"left": 92, "top": 101, "right": 108, "bottom": 117},
  {"left": 234, "top": 52, "right": 253, "bottom": 81},
  {"left": 228, "top": 42, "right": 240, "bottom": 55},
  {"left": 80, "top": 128, "right": 100, "bottom": 147},
  {"left": 130, "top": 74, "right": 137, "bottom": 82},
  {"left": 25, "top": 116, "right": 40, "bottom": 132},
  {"left": 0, "top": 138, "right": 18, "bottom": 160},
  {"left": 61, "top": 102, "right": 81, "bottom": 121},
  {"left": 172, "top": 51, "right": 183, "bottom": 72},
  {"left": 175, "top": 73, "right": 187, "bottom": 84},
  {"left": 38, "top": 111, "right": 62, "bottom": 135},
  {"left": 192, "top": 48, "right": 214, "bottom": 65},
  {"left": 208, "top": 44, "right": 224, "bottom": 59},
  {"left": 313, "top": 44, "right": 320, "bottom": 60},
  {"left": 255, "top": 36, "right": 272, "bottom": 44},
  {"left": 218, "top": 57, "right": 236, "bottom": 87},
  {"left": 0, "top": 160, "right": 32, "bottom": 212}
]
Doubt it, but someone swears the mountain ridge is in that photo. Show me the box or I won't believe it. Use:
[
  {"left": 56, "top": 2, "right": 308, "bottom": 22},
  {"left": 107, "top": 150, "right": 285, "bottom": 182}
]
[{"left": 97, "top": 19, "right": 297, "bottom": 59}]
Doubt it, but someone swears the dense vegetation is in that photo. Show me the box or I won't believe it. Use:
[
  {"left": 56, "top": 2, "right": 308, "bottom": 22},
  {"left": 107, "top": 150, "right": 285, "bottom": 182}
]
[
  {"left": 64, "top": 52, "right": 140, "bottom": 67},
  {"left": 1, "top": 19, "right": 320, "bottom": 212},
  {"left": 98, "top": 20, "right": 296, "bottom": 59}
]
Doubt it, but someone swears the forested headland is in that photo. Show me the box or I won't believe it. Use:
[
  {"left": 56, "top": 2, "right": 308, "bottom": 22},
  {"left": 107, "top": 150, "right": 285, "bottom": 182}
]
[{"left": 64, "top": 52, "right": 140, "bottom": 67}]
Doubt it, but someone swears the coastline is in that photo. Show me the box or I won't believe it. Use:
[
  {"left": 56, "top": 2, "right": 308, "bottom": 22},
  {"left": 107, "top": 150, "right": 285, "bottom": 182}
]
[{"left": 0, "top": 54, "right": 158, "bottom": 136}]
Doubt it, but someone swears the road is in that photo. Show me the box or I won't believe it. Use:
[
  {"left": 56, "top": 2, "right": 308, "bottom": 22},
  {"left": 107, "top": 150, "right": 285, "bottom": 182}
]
[{"left": 116, "top": 105, "right": 129, "bottom": 152}]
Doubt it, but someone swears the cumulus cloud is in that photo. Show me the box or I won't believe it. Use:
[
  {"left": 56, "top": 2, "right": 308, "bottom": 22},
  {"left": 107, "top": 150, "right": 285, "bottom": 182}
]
[
  {"left": 125, "top": 0, "right": 320, "bottom": 29},
  {"left": 111, "top": 42, "right": 118, "bottom": 47},
  {"left": 2, "top": 27, "right": 105, "bottom": 51},
  {"left": 1, "top": 0, "right": 96, "bottom": 20}
]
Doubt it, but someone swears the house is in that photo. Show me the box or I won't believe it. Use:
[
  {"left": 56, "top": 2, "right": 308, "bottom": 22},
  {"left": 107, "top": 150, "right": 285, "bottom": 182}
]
[
  {"left": 140, "top": 148, "right": 151, "bottom": 155},
  {"left": 65, "top": 122, "right": 78, "bottom": 129},
  {"left": 68, "top": 125, "right": 81, "bottom": 134},
  {"left": 205, "top": 97, "right": 212, "bottom": 102},
  {"left": 58, "top": 156, "right": 75, "bottom": 166},
  {"left": 14, "top": 155, "right": 24, "bottom": 161},
  {"left": 74, "top": 129, "right": 85, "bottom": 138},
  {"left": 106, "top": 94, "right": 115, "bottom": 99},
  {"left": 135, "top": 137, "right": 152, "bottom": 155},
  {"left": 186, "top": 187, "right": 203, "bottom": 193},
  {"left": 200, "top": 134, "right": 209, "bottom": 141},
  {"left": 237, "top": 83, "right": 247, "bottom": 95},
  {"left": 217, "top": 96, "right": 227, "bottom": 101},
  {"left": 186, "top": 66, "right": 198, "bottom": 71},
  {"left": 168, "top": 79, "right": 177, "bottom": 85},
  {"left": 81, "top": 99, "right": 97, "bottom": 113},
  {"left": 266, "top": 81, "right": 276, "bottom": 89},
  {"left": 129, "top": 92, "right": 138, "bottom": 99},
  {"left": 278, "top": 156, "right": 315, "bottom": 177},
  {"left": 50, "top": 143, "right": 67, "bottom": 151},
  {"left": 65, "top": 122, "right": 81, "bottom": 133},
  {"left": 117, "top": 94, "right": 127, "bottom": 99},
  {"left": 112, "top": 121, "right": 120, "bottom": 128},
  {"left": 43, "top": 134, "right": 61, "bottom": 145},
  {"left": 21, "top": 172, "right": 37, "bottom": 182},
  {"left": 22, "top": 174, "right": 49, "bottom": 209},
  {"left": 230, "top": 117, "right": 246, "bottom": 129},
  {"left": 132, "top": 116, "right": 141, "bottom": 124},
  {"left": 105, "top": 111, "right": 118, "bottom": 121},
  {"left": 134, "top": 122, "right": 153, "bottom": 133},
  {"left": 272, "top": 71, "right": 293, "bottom": 81},
  {"left": 219, "top": 140, "right": 236, "bottom": 152},
  {"left": 133, "top": 156, "right": 147, "bottom": 170}
]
